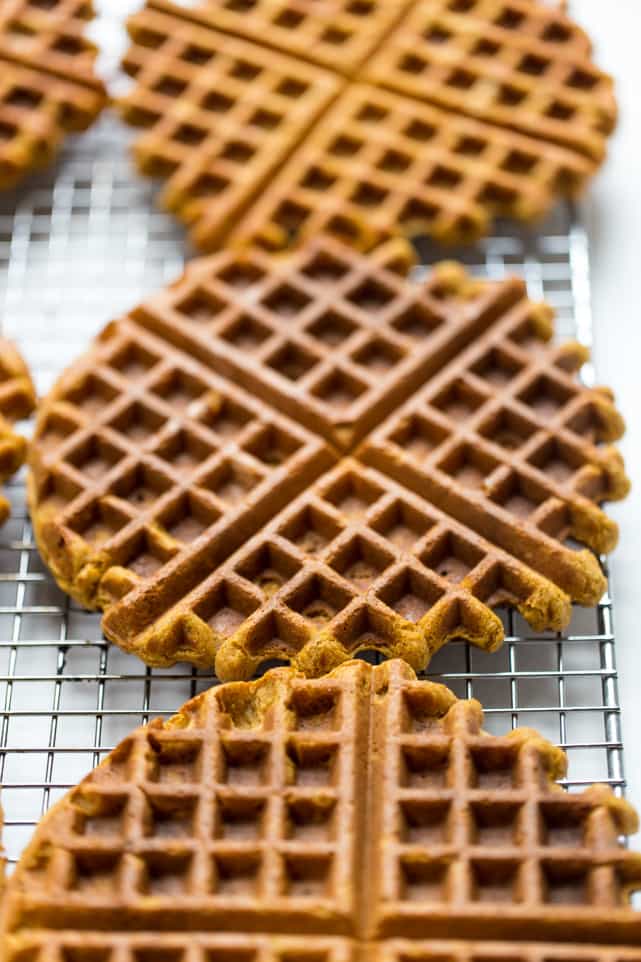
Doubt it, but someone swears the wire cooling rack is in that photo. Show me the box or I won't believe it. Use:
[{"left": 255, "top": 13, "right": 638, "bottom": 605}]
[{"left": 0, "top": 1, "right": 625, "bottom": 871}]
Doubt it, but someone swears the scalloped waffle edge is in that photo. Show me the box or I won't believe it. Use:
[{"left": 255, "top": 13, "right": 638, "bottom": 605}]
[{"left": 118, "top": 0, "right": 615, "bottom": 252}]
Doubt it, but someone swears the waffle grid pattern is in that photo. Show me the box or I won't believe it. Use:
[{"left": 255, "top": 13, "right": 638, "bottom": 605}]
[
  {"left": 120, "top": 0, "right": 614, "bottom": 250},
  {"left": 30, "top": 313, "right": 332, "bottom": 613},
  {"left": 4, "top": 669, "right": 366, "bottom": 935},
  {"left": 27, "top": 235, "right": 622, "bottom": 679},
  {"left": 120, "top": 6, "right": 339, "bottom": 251},
  {"left": 372, "top": 664, "right": 640, "bottom": 940},
  {"left": 361, "top": 284, "right": 627, "bottom": 598},
  {"left": 102, "top": 457, "right": 590, "bottom": 680},
  {"left": 231, "top": 83, "right": 594, "bottom": 254},
  {"left": 365, "top": 0, "right": 616, "bottom": 161},
  {"left": 149, "top": 0, "right": 413, "bottom": 75},
  {"left": 2, "top": 661, "right": 641, "bottom": 952},
  {"left": 131, "top": 238, "right": 527, "bottom": 450},
  {"left": 0, "top": 0, "right": 106, "bottom": 190},
  {"left": 9, "top": 939, "right": 641, "bottom": 962}
]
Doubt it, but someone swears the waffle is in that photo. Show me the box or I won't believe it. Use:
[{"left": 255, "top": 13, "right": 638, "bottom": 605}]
[
  {"left": 359, "top": 272, "right": 628, "bottom": 586},
  {"left": 120, "top": 236, "right": 532, "bottom": 452},
  {"left": 29, "top": 243, "right": 628, "bottom": 676},
  {"left": 232, "top": 83, "right": 594, "bottom": 252},
  {"left": 104, "top": 457, "right": 574, "bottom": 679},
  {"left": 119, "top": 5, "right": 339, "bottom": 250},
  {"left": 28, "top": 316, "right": 333, "bottom": 610},
  {"left": 9, "top": 940, "right": 641, "bottom": 962},
  {"left": 3, "top": 660, "right": 641, "bottom": 956},
  {"left": 149, "top": 0, "right": 413, "bottom": 74},
  {"left": 364, "top": 0, "right": 616, "bottom": 162},
  {"left": 119, "top": 0, "right": 613, "bottom": 250},
  {"left": 0, "top": 0, "right": 107, "bottom": 190},
  {"left": 0, "top": 338, "right": 36, "bottom": 524}
]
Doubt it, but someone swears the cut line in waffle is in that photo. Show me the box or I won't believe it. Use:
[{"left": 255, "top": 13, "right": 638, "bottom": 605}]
[
  {"left": 149, "top": 0, "right": 414, "bottom": 75},
  {"left": 28, "top": 316, "right": 334, "bottom": 611},
  {"left": 104, "top": 457, "right": 572, "bottom": 680},
  {"left": 0, "top": 0, "right": 107, "bottom": 190},
  {"left": 119, "top": 5, "right": 339, "bottom": 250},
  {"left": 118, "top": 0, "right": 614, "bottom": 250},
  {"left": 29, "top": 243, "right": 628, "bottom": 678},
  {"left": 3, "top": 660, "right": 641, "bottom": 954},
  {"left": 0, "top": 338, "right": 36, "bottom": 525}
]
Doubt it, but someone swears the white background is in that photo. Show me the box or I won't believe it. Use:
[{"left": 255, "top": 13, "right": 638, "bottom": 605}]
[{"left": 574, "top": 2, "right": 641, "bottom": 820}]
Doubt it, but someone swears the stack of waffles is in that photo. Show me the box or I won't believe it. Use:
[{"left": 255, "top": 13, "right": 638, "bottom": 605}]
[{"left": 118, "top": 0, "right": 617, "bottom": 249}]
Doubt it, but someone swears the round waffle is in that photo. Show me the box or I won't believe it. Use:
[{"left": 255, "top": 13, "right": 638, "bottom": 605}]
[
  {"left": 3, "top": 659, "right": 641, "bottom": 958},
  {"left": 118, "top": 0, "right": 616, "bottom": 251},
  {"left": 28, "top": 240, "right": 628, "bottom": 679},
  {"left": 0, "top": 338, "right": 36, "bottom": 524},
  {"left": 0, "top": 0, "right": 107, "bottom": 190}
]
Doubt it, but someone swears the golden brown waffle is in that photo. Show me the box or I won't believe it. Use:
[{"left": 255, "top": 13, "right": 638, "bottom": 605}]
[
  {"left": 10, "top": 940, "right": 641, "bottom": 962},
  {"left": 3, "top": 660, "right": 641, "bottom": 956},
  {"left": 120, "top": 5, "right": 339, "bottom": 250},
  {"left": 28, "top": 317, "right": 333, "bottom": 611},
  {"left": 364, "top": 0, "right": 616, "bottom": 162},
  {"left": 232, "top": 83, "right": 594, "bottom": 252},
  {"left": 119, "top": 0, "right": 613, "bottom": 250},
  {"left": 0, "top": 338, "right": 36, "bottom": 524},
  {"left": 150, "top": 0, "right": 413, "bottom": 74},
  {"left": 0, "top": 0, "right": 107, "bottom": 190},
  {"left": 29, "top": 241, "right": 627, "bottom": 677},
  {"left": 359, "top": 273, "right": 627, "bottom": 574},
  {"left": 104, "top": 457, "right": 575, "bottom": 679},
  {"left": 118, "top": 236, "right": 534, "bottom": 452}
]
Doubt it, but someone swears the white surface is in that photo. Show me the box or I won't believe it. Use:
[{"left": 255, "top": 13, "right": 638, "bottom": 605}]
[{"left": 574, "top": 1, "right": 641, "bottom": 821}]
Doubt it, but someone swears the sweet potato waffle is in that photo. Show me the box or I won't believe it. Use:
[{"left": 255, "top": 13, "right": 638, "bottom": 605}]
[
  {"left": 3, "top": 660, "right": 641, "bottom": 956},
  {"left": 364, "top": 0, "right": 616, "bottom": 161},
  {"left": 29, "top": 241, "right": 628, "bottom": 677},
  {"left": 28, "top": 318, "right": 333, "bottom": 610},
  {"left": 119, "top": 0, "right": 614, "bottom": 250},
  {"left": 0, "top": 0, "right": 107, "bottom": 190},
  {"left": 0, "top": 338, "right": 36, "bottom": 525}
]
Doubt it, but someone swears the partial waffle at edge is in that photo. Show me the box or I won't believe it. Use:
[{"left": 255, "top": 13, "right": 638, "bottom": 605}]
[
  {"left": 3, "top": 660, "right": 641, "bottom": 949},
  {"left": 0, "top": 0, "right": 107, "bottom": 190},
  {"left": 119, "top": 4, "right": 339, "bottom": 250}
]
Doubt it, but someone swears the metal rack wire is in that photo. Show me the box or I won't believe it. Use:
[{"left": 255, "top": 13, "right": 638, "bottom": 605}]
[{"left": 0, "top": 1, "right": 625, "bottom": 871}]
